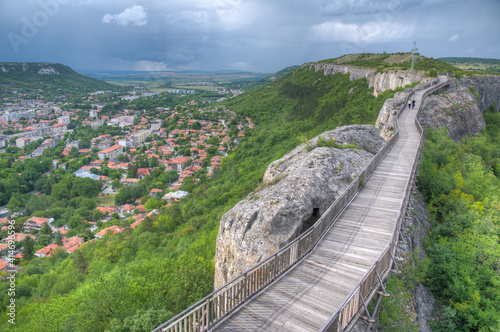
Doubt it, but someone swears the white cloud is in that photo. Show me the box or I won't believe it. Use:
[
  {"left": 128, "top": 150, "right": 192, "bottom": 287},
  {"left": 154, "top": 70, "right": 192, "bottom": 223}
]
[
  {"left": 132, "top": 61, "right": 169, "bottom": 71},
  {"left": 320, "top": 0, "right": 415, "bottom": 15},
  {"left": 466, "top": 47, "right": 474, "bottom": 53},
  {"left": 449, "top": 34, "right": 459, "bottom": 42},
  {"left": 312, "top": 20, "right": 414, "bottom": 44},
  {"left": 102, "top": 5, "right": 148, "bottom": 26}
]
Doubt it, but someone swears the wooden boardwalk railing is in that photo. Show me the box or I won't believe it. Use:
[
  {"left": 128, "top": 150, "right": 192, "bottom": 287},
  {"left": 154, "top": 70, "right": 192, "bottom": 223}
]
[
  {"left": 320, "top": 75, "right": 450, "bottom": 331},
  {"left": 152, "top": 75, "right": 450, "bottom": 332}
]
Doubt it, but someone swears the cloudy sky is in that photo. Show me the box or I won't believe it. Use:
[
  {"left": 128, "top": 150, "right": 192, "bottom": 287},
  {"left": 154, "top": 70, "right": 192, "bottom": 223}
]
[{"left": 1, "top": 0, "right": 499, "bottom": 73}]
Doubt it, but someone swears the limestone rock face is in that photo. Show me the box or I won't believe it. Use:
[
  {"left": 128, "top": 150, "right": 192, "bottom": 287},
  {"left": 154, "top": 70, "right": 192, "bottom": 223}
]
[
  {"left": 460, "top": 75, "right": 500, "bottom": 112},
  {"left": 309, "top": 63, "right": 423, "bottom": 96},
  {"left": 214, "top": 125, "right": 386, "bottom": 288},
  {"left": 420, "top": 79, "right": 486, "bottom": 141},
  {"left": 375, "top": 91, "right": 409, "bottom": 141}
]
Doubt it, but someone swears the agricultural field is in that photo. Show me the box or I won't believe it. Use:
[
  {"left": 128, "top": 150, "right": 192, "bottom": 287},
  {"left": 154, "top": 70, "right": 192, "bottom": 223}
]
[{"left": 439, "top": 57, "right": 500, "bottom": 74}]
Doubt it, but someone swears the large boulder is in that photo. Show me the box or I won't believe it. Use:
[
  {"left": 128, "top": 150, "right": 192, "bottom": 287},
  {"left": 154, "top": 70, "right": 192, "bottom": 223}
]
[{"left": 214, "top": 125, "right": 386, "bottom": 288}]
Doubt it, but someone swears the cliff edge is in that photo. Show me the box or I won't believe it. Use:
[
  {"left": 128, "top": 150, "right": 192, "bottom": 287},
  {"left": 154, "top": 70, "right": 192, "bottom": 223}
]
[{"left": 309, "top": 63, "right": 423, "bottom": 96}]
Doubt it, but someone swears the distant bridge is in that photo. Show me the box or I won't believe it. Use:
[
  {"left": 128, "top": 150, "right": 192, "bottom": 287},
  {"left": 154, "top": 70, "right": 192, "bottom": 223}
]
[{"left": 153, "top": 75, "right": 450, "bottom": 332}]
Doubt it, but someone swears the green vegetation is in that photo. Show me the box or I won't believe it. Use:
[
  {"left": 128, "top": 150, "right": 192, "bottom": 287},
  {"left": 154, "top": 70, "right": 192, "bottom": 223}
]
[
  {"left": 304, "top": 136, "right": 362, "bottom": 151},
  {"left": 0, "top": 63, "right": 120, "bottom": 96},
  {"left": 0, "top": 63, "right": 409, "bottom": 331},
  {"left": 320, "top": 53, "right": 459, "bottom": 76},
  {"left": 439, "top": 57, "right": 500, "bottom": 75},
  {"left": 414, "top": 111, "right": 500, "bottom": 330},
  {"left": 98, "top": 194, "right": 117, "bottom": 206}
]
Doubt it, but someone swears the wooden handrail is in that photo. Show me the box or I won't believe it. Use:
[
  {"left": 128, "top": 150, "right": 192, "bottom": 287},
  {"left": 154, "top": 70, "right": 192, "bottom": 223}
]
[{"left": 319, "top": 75, "right": 451, "bottom": 331}]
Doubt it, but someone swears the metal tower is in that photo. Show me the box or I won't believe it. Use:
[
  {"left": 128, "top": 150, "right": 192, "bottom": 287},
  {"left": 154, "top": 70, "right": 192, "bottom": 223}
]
[{"left": 410, "top": 41, "right": 418, "bottom": 72}]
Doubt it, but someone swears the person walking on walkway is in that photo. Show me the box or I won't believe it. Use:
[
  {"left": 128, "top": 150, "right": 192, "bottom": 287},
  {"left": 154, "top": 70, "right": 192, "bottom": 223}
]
[
  {"left": 412, "top": 99, "right": 415, "bottom": 109},
  {"left": 408, "top": 99, "right": 412, "bottom": 109}
]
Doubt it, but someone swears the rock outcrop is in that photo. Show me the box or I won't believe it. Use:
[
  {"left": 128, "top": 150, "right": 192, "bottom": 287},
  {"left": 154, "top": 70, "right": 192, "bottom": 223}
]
[
  {"left": 376, "top": 78, "right": 486, "bottom": 142},
  {"left": 460, "top": 75, "right": 500, "bottom": 112},
  {"left": 214, "top": 125, "right": 386, "bottom": 288},
  {"left": 375, "top": 91, "right": 409, "bottom": 141},
  {"left": 308, "top": 63, "right": 423, "bottom": 96},
  {"left": 419, "top": 79, "right": 486, "bottom": 141}
]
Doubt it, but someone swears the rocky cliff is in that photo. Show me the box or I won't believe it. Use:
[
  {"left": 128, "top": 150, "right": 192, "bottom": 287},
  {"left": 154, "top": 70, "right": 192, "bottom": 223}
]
[
  {"left": 214, "top": 125, "right": 386, "bottom": 288},
  {"left": 375, "top": 91, "right": 409, "bottom": 141},
  {"left": 308, "top": 63, "right": 423, "bottom": 96},
  {"left": 376, "top": 78, "right": 486, "bottom": 142},
  {"left": 419, "top": 79, "right": 486, "bottom": 141},
  {"left": 459, "top": 75, "right": 500, "bottom": 112}
]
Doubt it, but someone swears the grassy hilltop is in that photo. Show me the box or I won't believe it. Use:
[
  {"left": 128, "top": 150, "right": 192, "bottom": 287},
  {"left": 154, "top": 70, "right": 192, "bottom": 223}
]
[{"left": 0, "top": 62, "right": 120, "bottom": 95}]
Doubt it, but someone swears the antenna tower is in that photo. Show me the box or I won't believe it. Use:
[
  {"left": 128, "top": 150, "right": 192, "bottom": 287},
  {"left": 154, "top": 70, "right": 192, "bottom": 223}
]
[{"left": 410, "top": 41, "right": 418, "bottom": 72}]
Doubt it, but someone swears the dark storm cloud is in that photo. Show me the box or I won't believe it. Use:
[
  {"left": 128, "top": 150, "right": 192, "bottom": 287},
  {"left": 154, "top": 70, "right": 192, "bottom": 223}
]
[{"left": 1, "top": 0, "right": 498, "bottom": 73}]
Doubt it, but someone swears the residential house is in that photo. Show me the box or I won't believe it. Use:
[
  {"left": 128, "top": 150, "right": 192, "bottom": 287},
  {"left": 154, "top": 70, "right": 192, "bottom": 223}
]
[
  {"left": 73, "top": 169, "right": 100, "bottom": 180},
  {"left": 62, "top": 236, "right": 84, "bottom": 253},
  {"left": 97, "top": 137, "right": 113, "bottom": 150},
  {"left": 162, "top": 190, "right": 189, "bottom": 202},
  {"left": 16, "top": 137, "right": 31, "bottom": 148},
  {"left": 150, "top": 120, "right": 162, "bottom": 131},
  {"left": 95, "top": 225, "right": 125, "bottom": 239},
  {"left": 149, "top": 188, "right": 162, "bottom": 197},
  {"left": 41, "top": 138, "right": 55, "bottom": 148},
  {"left": 51, "top": 123, "right": 67, "bottom": 135},
  {"left": 35, "top": 243, "right": 59, "bottom": 257},
  {"left": 98, "top": 144, "right": 123, "bottom": 161},
  {"left": 120, "top": 204, "right": 135, "bottom": 214},
  {"left": 170, "top": 156, "right": 190, "bottom": 173},
  {"left": 31, "top": 146, "right": 45, "bottom": 157},
  {"left": 57, "top": 115, "right": 70, "bottom": 124},
  {"left": 122, "top": 178, "right": 139, "bottom": 186},
  {"left": 23, "top": 217, "right": 53, "bottom": 233},
  {"left": 137, "top": 168, "right": 150, "bottom": 179}
]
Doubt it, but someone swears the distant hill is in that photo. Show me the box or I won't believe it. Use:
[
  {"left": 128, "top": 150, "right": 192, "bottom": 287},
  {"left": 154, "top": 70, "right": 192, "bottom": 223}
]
[
  {"left": 320, "top": 53, "right": 458, "bottom": 73},
  {"left": 439, "top": 57, "right": 500, "bottom": 74},
  {"left": 80, "top": 69, "right": 270, "bottom": 82},
  {"left": 0, "top": 62, "right": 120, "bottom": 94},
  {"left": 268, "top": 66, "right": 299, "bottom": 80}
]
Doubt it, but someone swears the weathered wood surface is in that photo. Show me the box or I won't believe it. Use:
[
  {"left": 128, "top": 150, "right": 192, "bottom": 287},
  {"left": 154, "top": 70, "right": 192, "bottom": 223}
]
[{"left": 213, "top": 89, "right": 428, "bottom": 332}]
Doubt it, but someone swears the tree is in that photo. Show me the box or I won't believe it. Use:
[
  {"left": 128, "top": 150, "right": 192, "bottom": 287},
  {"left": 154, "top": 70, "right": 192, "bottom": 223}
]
[
  {"left": 71, "top": 177, "right": 101, "bottom": 198},
  {"left": 51, "top": 182, "right": 70, "bottom": 201},
  {"left": 111, "top": 179, "right": 120, "bottom": 190},
  {"left": 73, "top": 249, "right": 89, "bottom": 274},
  {"left": 69, "top": 146, "right": 79, "bottom": 158},
  {"left": 36, "top": 234, "right": 51, "bottom": 247},
  {"left": 39, "top": 223, "right": 52, "bottom": 236},
  {"left": 93, "top": 209, "right": 103, "bottom": 221},
  {"left": 55, "top": 231, "right": 63, "bottom": 245},
  {"left": 25, "top": 194, "right": 53, "bottom": 215},
  {"left": 79, "top": 137, "right": 91, "bottom": 149},
  {"left": 150, "top": 156, "right": 159, "bottom": 168},
  {"left": 23, "top": 236, "right": 35, "bottom": 260},
  {"left": 6, "top": 196, "right": 22, "bottom": 212}
]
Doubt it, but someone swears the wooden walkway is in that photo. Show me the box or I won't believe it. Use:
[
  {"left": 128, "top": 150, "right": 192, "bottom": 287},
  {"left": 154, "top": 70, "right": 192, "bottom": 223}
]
[{"left": 212, "top": 85, "right": 436, "bottom": 331}]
